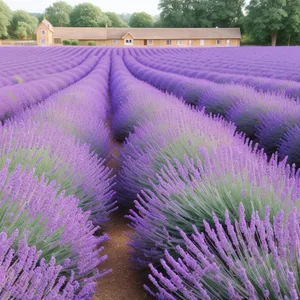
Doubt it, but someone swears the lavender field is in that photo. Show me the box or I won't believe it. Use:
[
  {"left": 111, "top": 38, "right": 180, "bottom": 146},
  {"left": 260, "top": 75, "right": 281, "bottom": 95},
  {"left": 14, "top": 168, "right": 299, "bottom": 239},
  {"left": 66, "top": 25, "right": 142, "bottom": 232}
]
[{"left": 0, "top": 46, "right": 300, "bottom": 299}]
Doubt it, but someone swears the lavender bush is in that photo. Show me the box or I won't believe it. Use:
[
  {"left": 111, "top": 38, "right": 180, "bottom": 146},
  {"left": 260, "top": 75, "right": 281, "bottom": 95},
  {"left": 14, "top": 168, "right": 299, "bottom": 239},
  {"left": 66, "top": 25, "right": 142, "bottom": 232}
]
[
  {"left": 0, "top": 231, "right": 93, "bottom": 299},
  {"left": 0, "top": 160, "right": 109, "bottom": 294},
  {"left": 118, "top": 108, "right": 241, "bottom": 207},
  {"left": 17, "top": 55, "right": 111, "bottom": 156},
  {"left": 128, "top": 146, "right": 300, "bottom": 268},
  {"left": 0, "top": 120, "right": 115, "bottom": 224},
  {"left": 147, "top": 204, "right": 300, "bottom": 299}
]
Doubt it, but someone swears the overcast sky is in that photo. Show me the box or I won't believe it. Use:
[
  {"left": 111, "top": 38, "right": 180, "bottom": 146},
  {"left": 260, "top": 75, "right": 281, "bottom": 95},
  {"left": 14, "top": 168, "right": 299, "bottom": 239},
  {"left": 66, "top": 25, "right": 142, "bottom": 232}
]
[{"left": 6, "top": 0, "right": 161, "bottom": 14}]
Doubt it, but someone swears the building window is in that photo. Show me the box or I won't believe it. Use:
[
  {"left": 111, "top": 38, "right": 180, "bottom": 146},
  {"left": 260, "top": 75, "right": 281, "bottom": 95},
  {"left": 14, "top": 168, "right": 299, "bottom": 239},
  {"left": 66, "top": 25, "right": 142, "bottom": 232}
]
[
  {"left": 125, "top": 39, "right": 133, "bottom": 45},
  {"left": 200, "top": 39, "right": 205, "bottom": 46},
  {"left": 41, "top": 30, "right": 46, "bottom": 35},
  {"left": 148, "top": 40, "right": 153, "bottom": 45},
  {"left": 54, "top": 38, "right": 61, "bottom": 44},
  {"left": 166, "top": 40, "right": 172, "bottom": 45},
  {"left": 226, "top": 39, "right": 231, "bottom": 46},
  {"left": 177, "top": 40, "right": 182, "bottom": 45},
  {"left": 40, "top": 39, "right": 46, "bottom": 45},
  {"left": 113, "top": 40, "right": 118, "bottom": 45},
  {"left": 217, "top": 40, "right": 221, "bottom": 45}
]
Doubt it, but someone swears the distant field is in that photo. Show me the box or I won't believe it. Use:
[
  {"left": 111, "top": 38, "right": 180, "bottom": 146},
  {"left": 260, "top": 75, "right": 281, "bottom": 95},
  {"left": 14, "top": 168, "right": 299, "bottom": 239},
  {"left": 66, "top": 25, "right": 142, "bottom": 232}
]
[{"left": 0, "top": 46, "right": 300, "bottom": 299}]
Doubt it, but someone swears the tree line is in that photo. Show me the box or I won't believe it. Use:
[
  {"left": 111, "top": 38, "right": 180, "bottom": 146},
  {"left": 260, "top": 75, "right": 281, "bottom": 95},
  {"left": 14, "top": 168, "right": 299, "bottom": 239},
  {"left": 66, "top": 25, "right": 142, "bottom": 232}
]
[
  {"left": 0, "top": 1, "right": 155, "bottom": 39},
  {"left": 1, "top": 0, "right": 300, "bottom": 45},
  {"left": 158, "top": 0, "right": 300, "bottom": 46}
]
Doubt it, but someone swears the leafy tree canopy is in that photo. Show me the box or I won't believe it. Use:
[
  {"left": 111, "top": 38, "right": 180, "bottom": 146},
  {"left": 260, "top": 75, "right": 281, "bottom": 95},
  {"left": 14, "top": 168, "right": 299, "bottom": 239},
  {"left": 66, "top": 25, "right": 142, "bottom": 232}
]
[
  {"left": 245, "top": 0, "right": 288, "bottom": 46},
  {"left": 45, "top": 1, "right": 72, "bottom": 27},
  {"left": 158, "top": 0, "right": 244, "bottom": 28},
  {"left": 15, "top": 21, "right": 32, "bottom": 39},
  {"left": 282, "top": 0, "right": 300, "bottom": 45},
  {"left": 70, "top": 3, "right": 111, "bottom": 27},
  {"left": 9, "top": 10, "right": 38, "bottom": 38},
  {"left": 105, "top": 12, "right": 128, "bottom": 27},
  {"left": 129, "top": 12, "right": 154, "bottom": 27},
  {"left": 0, "top": 0, "right": 12, "bottom": 38}
]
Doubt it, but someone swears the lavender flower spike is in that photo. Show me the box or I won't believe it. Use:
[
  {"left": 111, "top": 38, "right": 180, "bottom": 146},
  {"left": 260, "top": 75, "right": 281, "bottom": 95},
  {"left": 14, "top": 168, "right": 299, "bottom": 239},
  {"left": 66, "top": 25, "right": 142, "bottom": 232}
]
[{"left": 147, "top": 205, "right": 300, "bottom": 299}]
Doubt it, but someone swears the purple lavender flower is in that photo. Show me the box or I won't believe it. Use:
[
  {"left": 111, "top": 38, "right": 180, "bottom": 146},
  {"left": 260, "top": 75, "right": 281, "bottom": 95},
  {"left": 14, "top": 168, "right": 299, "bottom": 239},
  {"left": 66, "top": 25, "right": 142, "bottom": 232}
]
[
  {"left": 0, "top": 160, "right": 110, "bottom": 294},
  {"left": 128, "top": 144, "right": 300, "bottom": 268},
  {"left": 257, "top": 109, "right": 300, "bottom": 155},
  {"left": 279, "top": 125, "right": 300, "bottom": 167},
  {"left": 0, "top": 230, "right": 98, "bottom": 299},
  {"left": 118, "top": 107, "right": 241, "bottom": 207},
  {"left": 147, "top": 205, "right": 300, "bottom": 299},
  {"left": 0, "top": 119, "right": 115, "bottom": 224}
]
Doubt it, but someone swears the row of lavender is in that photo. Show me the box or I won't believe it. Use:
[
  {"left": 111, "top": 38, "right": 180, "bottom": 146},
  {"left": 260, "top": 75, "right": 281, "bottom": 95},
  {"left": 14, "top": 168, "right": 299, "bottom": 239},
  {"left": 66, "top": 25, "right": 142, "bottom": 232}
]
[
  {"left": 130, "top": 47, "right": 300, "bottom": 81},
  {"left": 123, "top": 54, "right": 300, "bottom": 167},
  {"left": 0, "top": 47, "right": 106, "bottom": 88},
  {"left": 0, "top": 54, "right": 115, "bottom": 298},
  {"left": 0, "top": 47, "right": 102, "bottom": 72},
  {"left": 132, "top": 53, "right": 300, "bottom": 98},
  {"left": 0, "top": 52, "right": 107, "bottom": 121},
  {"left": 110, "top": 53, "right": 300, "bottom": 299}
]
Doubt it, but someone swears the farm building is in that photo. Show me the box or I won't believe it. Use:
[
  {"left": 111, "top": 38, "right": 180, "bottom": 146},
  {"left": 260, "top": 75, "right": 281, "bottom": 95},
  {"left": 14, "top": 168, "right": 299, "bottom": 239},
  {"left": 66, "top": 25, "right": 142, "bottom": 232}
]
[{"left": 36, "top": 19, "right": 241, "bottom": 47}]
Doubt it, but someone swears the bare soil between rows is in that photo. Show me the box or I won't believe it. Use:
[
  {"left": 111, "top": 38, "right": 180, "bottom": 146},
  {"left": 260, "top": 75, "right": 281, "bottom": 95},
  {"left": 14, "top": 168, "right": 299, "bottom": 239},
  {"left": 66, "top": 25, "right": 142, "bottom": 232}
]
[
  {"left": 94, "top": 210, "right": 153, "bottom": 300},
  {"left": 94, "top": 138, "right": 154, "bottom": 300}
]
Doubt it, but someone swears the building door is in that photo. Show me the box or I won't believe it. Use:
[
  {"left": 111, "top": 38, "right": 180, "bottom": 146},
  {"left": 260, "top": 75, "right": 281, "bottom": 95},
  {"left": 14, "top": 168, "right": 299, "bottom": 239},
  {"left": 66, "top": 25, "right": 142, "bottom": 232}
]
[
  {"left": 144, "top": 39, "right": 147, "bottom": 46},
  {"left": 40, "top": 39, "right": 46, "bottom": 46}
]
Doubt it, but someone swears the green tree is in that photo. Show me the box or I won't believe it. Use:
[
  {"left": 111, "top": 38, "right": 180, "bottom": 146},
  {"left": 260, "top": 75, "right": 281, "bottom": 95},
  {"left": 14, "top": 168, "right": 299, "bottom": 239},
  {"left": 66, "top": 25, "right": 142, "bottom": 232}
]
[
  {"left": 0, "top": 0, "right": 11, "bottom": 38},
  {"left": 45, "top": 1, "right": 72, "bottom": 27},
  {"left": 105, "top": 12, "right": 128, "bottom": 27},
  {"left": 207, "top": 0, "right": 245, "bottom": 27},
  {"left": 70, "top": 3, "right": 111, "bottom": 27},
  {"left": 245, "top": 0, "right": 287, "bottom": 46},
  {"left": 129, "top": 12, "right": 154, "bottom": 27},
  {"left": 15, "top": 21, "right": 32, "bottom": 39},
  {"left": 10, "top": 10, "right": 38, "bottom": 38},
  {"left": 282, "top": 0, "right": 300, "bottom": 45},
  {"left": 158, "top": 0, "right": 212, "bottom": 28},
  {"left": 159, "top": 0, "right": 244, "bottom": 28}
]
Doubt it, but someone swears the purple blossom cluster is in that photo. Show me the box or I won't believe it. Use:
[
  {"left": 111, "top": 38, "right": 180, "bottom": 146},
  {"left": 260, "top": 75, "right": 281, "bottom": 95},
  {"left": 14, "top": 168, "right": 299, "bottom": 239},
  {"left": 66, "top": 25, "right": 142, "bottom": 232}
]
[
  {"left": 146, "top": 205, "right": 300, "bottom": 300},
  {"left": 128, "top": 147, "right": 300, "bottom": 267},
  {"left": 0, "top": 50, "right": 115, "bottom": 298},
  {"left": 0, "top": 161, "right": 109, "bottom": 290},
  {"left": 0, "top": 118, "right": 114, "bottom": 224},
  {"left": 0, "top": 231, "right": 91, "bottom": 299},
  {"left": 124, "top": 54, "right": 300, "bottom": 165}
]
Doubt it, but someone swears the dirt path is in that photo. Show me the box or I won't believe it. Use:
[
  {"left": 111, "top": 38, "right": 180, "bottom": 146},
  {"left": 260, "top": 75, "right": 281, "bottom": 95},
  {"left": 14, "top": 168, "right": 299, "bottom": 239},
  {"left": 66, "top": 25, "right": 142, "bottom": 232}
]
[
  {"left": 95, "top": 210, "right": 153, "bottom": 300},
  {"left": 94, "top": 141, "right": 154, "bottom": 300}
]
